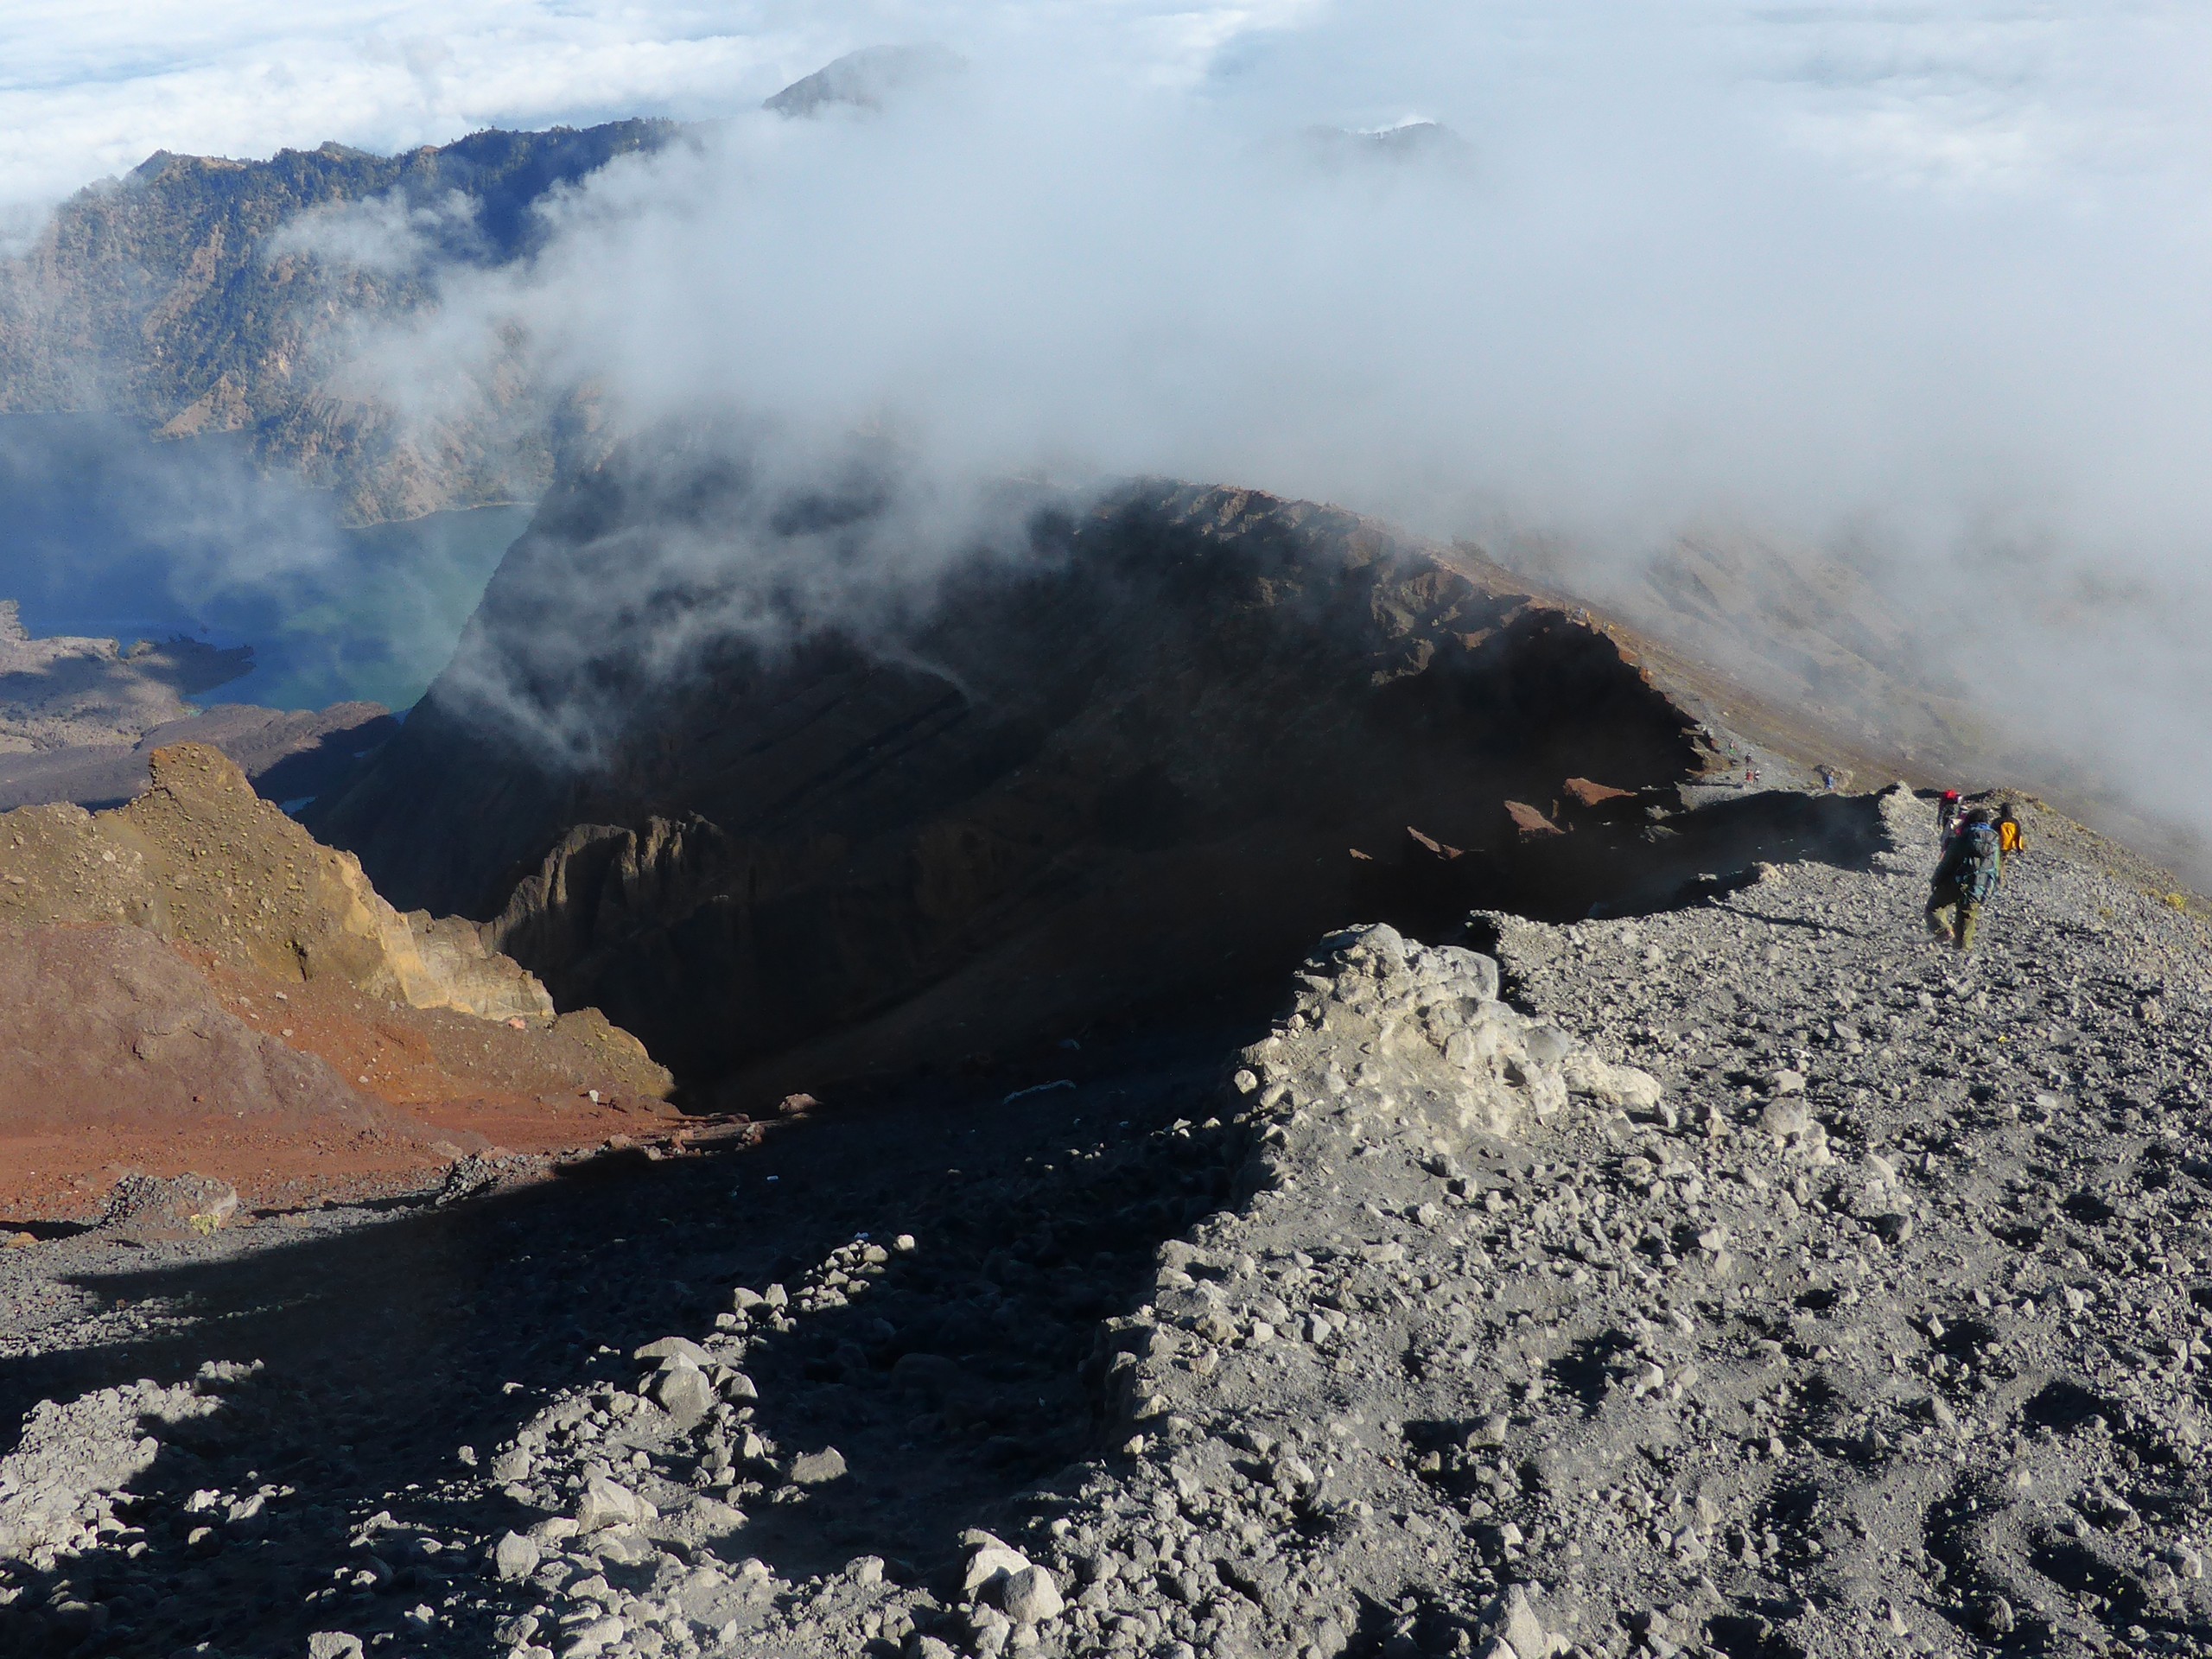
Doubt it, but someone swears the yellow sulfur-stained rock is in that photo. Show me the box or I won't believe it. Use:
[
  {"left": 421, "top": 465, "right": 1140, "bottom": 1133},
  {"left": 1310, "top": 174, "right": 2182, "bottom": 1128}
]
[{"left": 0, "top": 743, "right": 550, "bottom": 1022}]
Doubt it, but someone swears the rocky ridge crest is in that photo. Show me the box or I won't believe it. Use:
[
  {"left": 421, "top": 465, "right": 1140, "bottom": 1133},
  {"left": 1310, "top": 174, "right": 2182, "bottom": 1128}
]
[
  {"left": 0, "top": 741, "right": 550, "bottom": 1020},
  {"left": 315, "top": 472, "right": 1759, "bottom": 1093},
  {"left": 8, "top": 782, "right": 2212, "bottom": 1659}
]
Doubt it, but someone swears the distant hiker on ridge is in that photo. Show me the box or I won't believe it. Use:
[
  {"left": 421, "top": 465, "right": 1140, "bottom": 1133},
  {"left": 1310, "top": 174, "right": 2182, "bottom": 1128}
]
[
  {"left": 1936, "top": 789, "right": 1961, "bottom": 842},
  {"left": 1927, "top": 807, "right": 2002, "bottom": 950},
  {"left": 1997, "top": 801, "right": 2026, "bottom": 861}
]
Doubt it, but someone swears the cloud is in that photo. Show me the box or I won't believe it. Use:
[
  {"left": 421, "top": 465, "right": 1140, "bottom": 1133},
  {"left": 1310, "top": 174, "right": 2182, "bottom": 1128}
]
[
  {"left": 365, "top": 11, "right": 2207, "bottom": 522},
  {"left": 0, "top": 3, "right": 1324, "bottom": 220},
  {"left": 16, "top": 3, "right": 2212, "bottom": 836},
  {"left": 287, "top": 4, "right": 2212, "bottom": 829},
  {"left": 0, "top": 2, "right": 830, "bottom": 220},
  {"left": 266, "top": 187, "right": 486, "bottom": 275}
]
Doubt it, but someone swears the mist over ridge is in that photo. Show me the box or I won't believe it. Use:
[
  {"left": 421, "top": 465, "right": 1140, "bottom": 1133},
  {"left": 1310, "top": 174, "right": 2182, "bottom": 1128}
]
[
  {"left": 4, "top": 5, "right": 2212, "bottom": 855},
  {"left": 321, "top": 14, "right": 2212, "bottom": 855}
]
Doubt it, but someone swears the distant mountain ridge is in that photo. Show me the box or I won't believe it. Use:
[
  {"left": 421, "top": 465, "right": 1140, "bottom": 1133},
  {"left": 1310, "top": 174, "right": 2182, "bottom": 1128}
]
[
  {"left": 0, "top": 121, "right": 678, "bottom": 524},
  {"left": 0, "top": 58, "right": 1465, "bottom": 534}
]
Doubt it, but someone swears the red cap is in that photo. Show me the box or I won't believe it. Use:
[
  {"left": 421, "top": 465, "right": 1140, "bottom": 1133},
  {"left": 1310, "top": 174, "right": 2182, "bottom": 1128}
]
[{"left": 1941, "top": 789, "right": 1960, "bottom": 799}]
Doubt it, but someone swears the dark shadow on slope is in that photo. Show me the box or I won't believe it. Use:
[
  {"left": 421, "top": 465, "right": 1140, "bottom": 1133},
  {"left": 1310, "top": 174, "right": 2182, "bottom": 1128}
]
[
  {"left": 306, "top": 474, "right": 1719, "bottom": 1100},
  {"left": 1397, "top": 789, "right": 1889, "bottom": 938},
  {"left": 2022, "top": 1378, "right": 2115, "bottom": 1435},
  {"left": 1523, "top": 787, "right": 1893, "bottom": 924},
  {"left": 1702, "top": 1604, "right": 1808, "bottom": 1659},
  {"left": 0, "top": 1020, "right": 1252, "bottom": 1657},
  {"left": 1707, "top": 904, "right": 1878, "bottom": 941},
  {"left": 1545, "top": 1333, "right": 1635, "bottom": 1412}
]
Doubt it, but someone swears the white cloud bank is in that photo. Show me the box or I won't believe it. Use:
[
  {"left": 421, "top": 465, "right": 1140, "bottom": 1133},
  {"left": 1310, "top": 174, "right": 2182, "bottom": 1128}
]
[
  {"left": 0, "top": 2, "right": 792, "bottom": 216},
  {"left": 12, "top": 3, "right": 2196, "bottom": 212},
  {"left": 14, "top": 3, "right": 2212, "bottom": 832}
]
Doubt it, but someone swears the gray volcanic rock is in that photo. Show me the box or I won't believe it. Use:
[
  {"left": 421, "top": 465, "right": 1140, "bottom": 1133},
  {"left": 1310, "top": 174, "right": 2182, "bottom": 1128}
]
[
  {"left": 414, "top": 787, "right": 2212, "bottom": 1659},
  {"left": 7, "top": 780, "right": 2212, "bottom": 1659},
  {"left": 1043, "top": 790, "right": 2212, "bottom": 1659},
  {"left": 0, "top": 601, "right": 249, "bottom": 753},
  {"left": 0, "top": 1372, "right": 228, "bottom": 1564},
  {"left": 90, "top": 1173, "right": 240, "bottom": 1242},
  {"left": 0, "top": 699, "right": 395, "bottom": 810}
]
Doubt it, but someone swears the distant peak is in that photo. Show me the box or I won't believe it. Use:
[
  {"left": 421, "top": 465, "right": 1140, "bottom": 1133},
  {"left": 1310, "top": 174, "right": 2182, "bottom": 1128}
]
[
  {"left": 1300, "top": 120, "right": 1472, "bottom": 167},
  {"left": 764, "top": 44, "right": 966, "bottom": 118},
  {"left": 130, "top": 149, "right": 246, "bottom": 181}
]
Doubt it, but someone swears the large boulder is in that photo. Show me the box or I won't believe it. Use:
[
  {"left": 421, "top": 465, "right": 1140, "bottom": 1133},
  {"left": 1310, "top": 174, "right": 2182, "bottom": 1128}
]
[{"left": 1230, "top": 923, "right": 1637, "bottom": 1145}]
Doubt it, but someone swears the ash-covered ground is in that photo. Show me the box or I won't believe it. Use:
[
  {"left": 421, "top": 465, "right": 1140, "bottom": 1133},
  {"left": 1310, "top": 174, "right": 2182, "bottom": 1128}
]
[{"left": 4, "top": 784, "right": 2212, "bottom": 1659}]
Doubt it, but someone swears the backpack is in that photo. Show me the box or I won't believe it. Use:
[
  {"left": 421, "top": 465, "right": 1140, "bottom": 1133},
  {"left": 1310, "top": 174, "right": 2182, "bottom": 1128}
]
[{"left": 1955, "top": 822, "right": 2001, "bottom": 902}]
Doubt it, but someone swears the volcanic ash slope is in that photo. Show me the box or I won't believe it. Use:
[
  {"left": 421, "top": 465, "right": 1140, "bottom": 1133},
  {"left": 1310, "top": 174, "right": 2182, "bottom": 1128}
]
[
  {"left": 91, "top": 785, "right": 2212, "bottom": 1659},
  {"left": 1058, "top": 785, "right": 2212, "bottom": 1659},
  {"left": 868, "top": 782, "right": 2208, "bottom": 1659}
]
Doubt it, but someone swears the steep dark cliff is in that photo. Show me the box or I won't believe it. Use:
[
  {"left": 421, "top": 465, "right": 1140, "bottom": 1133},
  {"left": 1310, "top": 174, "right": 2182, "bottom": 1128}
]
[
  {"left": 0, "top": 122, "right": 676, "bottom": 523},
  {"left": 308, "top": 461, "right": 1745, "bottom": 1092}
]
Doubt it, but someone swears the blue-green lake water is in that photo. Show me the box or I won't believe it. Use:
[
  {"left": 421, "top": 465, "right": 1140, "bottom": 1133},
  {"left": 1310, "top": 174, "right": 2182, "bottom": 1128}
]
[{"left": 0, "top": 413, "right": 531, "bottom": 712}]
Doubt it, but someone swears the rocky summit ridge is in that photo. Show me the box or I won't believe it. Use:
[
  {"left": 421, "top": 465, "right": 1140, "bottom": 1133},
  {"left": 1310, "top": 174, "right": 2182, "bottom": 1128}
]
[
  {"left": 310, "top": 470, "right": 1899, "bottom": 1103},
  {"left": 4, "top": 779, "right": 2211, "bottom": 1657},
  {"left": 0, "top": 741, "right": 676, "bottom": 1218}
]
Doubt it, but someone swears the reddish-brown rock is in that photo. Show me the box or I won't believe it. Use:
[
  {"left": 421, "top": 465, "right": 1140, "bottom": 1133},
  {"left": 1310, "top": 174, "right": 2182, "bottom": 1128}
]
[
  {"left": 0, "top": 744, "right": 677, "bottom": 1223},
  {"left": 1503, "top": 800, "right": 1564, "bottom": 838},
  {"left": 1562, "top": 777, "right": 1634, "bottom": 809}
]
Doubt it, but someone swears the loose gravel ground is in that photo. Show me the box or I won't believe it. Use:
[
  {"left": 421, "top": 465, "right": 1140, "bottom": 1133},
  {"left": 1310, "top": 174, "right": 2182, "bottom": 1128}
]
[
  {"left": 6, "top": 786, "right": 2212, "bottom": 1659},
  {"left": 0, "top": 1024, "right": 1245, "bottom": 1659}
]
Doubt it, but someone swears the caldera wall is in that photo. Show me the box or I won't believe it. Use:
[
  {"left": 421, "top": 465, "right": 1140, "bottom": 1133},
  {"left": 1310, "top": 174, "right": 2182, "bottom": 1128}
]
[{"left": 311, "top": 471, "right": 1748, "bottom": 1092}]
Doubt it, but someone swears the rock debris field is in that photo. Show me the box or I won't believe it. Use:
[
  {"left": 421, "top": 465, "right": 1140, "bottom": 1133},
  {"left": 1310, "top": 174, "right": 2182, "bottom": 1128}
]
[{"left": 6, "top": 784, "right": 2212, "bottom": 1659}]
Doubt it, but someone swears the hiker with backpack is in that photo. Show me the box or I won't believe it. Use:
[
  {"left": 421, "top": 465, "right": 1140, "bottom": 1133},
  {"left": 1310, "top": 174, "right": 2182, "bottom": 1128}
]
[
  {"left": 1927, "top": 807, "right": 2002, "bottom": 950},
  {"left": 1936, "top": 789, "right": 1961, "bottom": 842}
]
